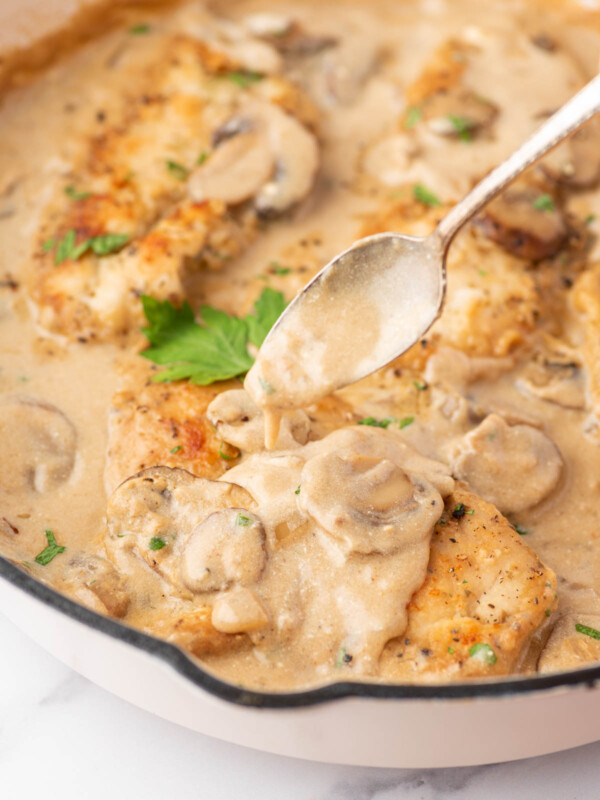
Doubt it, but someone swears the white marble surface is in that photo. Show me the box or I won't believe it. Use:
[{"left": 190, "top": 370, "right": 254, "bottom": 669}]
[{"left": 1, "top": 611, "right": 599, "bottom": 800}]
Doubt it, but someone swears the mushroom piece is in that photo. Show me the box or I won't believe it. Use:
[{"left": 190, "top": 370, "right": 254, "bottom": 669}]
[
  {"left": 212, "top": 586, "right": 269, "bottom": 634},
  {"left": 245, "top": 15, "right": 337, "bottom": 57},
  {"left": 107, "top": 466, "right": 256, "bottom": 594},
  {"left": 541, "top": 115, "right": 600, "bottom": 189},
  {"left": 197, "top": 18, "right": 283, "bottom": 75},
  {"left": 421, "top": 88, "right": 498, "bottom": 139},
  {"left": 67, "top": 555, "right": 130, "bottom": 618},
  {"left": 0, "top": 397, "right": 76, "bottom": 494},
  {"left": 298, "top": 427, "right": 447, "bottom": 555},
  {"left": 207, "top": 389, "right": 310, "bottom": 452},
  {"left": 181, "top": 508, "right": 266, "bottom": 593},
  {"left": 189, "top": 100, "right": 319, "bottom": 215},
  {"left": 448, "top": 414, "right": 563, "bottom": 515},
  {"left": 475, "top": 186, "right": 568, "bottom": 261}
]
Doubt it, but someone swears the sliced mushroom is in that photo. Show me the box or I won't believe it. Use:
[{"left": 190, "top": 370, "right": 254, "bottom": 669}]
[
  {"left": 244, "top": 12, "right": 294, "bottom": 38},
  {"left": 67, "top": 555, "right": 130, "bottom": 618},
  {"left": 476, "top": 186, "right": 568, "bottom": 261},
  {"left": 107, "top": 466, "right": 255, "bottom": 594},
  {"left": 212, "top": 586, "right": 269, "bottom": 634},
  {"left": 181, "top": 508, "right": 266, "bottom": 593},
  {"left": 541, "top": 115, "right": 600, "bottom": 189},
  {"left": 517, "top": 346, "right": 586, "bottom": 409},
  {"left": 189, "top": 123, "right": 274, "bottom": 205},
  {"left": 448, "top": 414, "right": 563, "bottom": 515},
  {"left": 246, "top": 16, "right": 337, "bottom": 57},
  {"left": 298, "top": 427, "right": 448, "bottom": 554},
  {"left": 421, "top": 88, "right": 498, "bottom": 139},
  {"left": 0, "top": 397, "right": 76, "bottom": 494},
  {"left": 207, "top": 389, "right": 310, "bottom": 452},
  {"left": 190, "top": 100, "right": 319, "bottom": 215}
]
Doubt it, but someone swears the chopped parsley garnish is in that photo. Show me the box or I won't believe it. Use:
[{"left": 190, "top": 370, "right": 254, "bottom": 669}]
[
  {"left": 219, "top": 442, "right": 235, "bottom": 461},
  {"left": 225, "top": 71, "right": 263, "bottom": 88},
  {"left": 166, "top": 160, "right": 189, "bottom": 181},
  {"left": 413, "top": 183, "right": 441, "bottom": 208},
  {"left": 64, "top": 185, "right": 91, "bottom": 200},
  {"left": 585, "top": 214, "right": 596, "bottom": 225},
  {"left": 452, "top": 503, "right": 467, "bottom": 519},
  {"left": 335, "top": 647, "right": 352, "bottom": 667},
  {"left": 404, "top": 106, "right": 422, "bottom": 129},
  {"left": 140, "top": 287, "right": 286, "bottom": 385},
  {"left": 197, "top": 151, "right": 209, "bottom": 166},
  {"left": 469, "top": 642, "right": 497, "bottom": 665},
  {"left": 446, "top": 114, "right": 473, "bottom": 142},
  {"left": 413, "top": 379, "right": 428, "bottom": 391},
  {"left": 358, "top": 416, "right": 393, "bottom": 428},
  {"left": 46, "top": 229, "right": 130, "bottom": 265},
  {"left": 447, "top": 646, "right": 454, "bottom": 654},
  {"left": 129, "top": 23, "right": 151, "bottom": 35},
  {"left": 398, "top": 416, "right": 415, "bottom": 429},
  {"left": 575, "top": 623, "right": 600, "bottom": 640},
  {"left": 294, "top": 486, "right": 301, "bottom": 495},
  {"left": 169, "top": 445, "right": 182, "bottom": 454},
  {"left": 236, "top": 513, "right": 253, "bottom": 527},
  {"left": 514, "top": 524, "right": 530, "bottom": 536},
  {"left": 34, "top": 530, "right": 66, "bottom": 566},
  {"left": 270, "top": 261, "right": 292, "bottom": 275},
  {"left": 149, "top": 536, "right": 166, "bottom": 550},
  {"left": 533, "top": 193, "right": 555, "bottom": 212}
]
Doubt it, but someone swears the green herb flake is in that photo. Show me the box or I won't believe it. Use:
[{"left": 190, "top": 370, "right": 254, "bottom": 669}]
[
  {"left": 545, "top": 609, "right": 551, "bottom": 617},
  {"left": 404, "top": 106, "right": 422, "bottom": 129},
  {"left": 413, "top": 380, "right": 428, "bottom": 391},
  {"left": 64, "top": 185, "right": 91, "bottom": 200},
  {"left": 452, "top": 503, "right": 467, "bottom": 519},
  {"left": 269, "top": 262, "right": 292, "bottom": 276},
  {"left": 90, "top": 233, "right": 130, "bottom": 256},
  {"left": 219, "top": 442, "right": 235, "bottom": 461},
  {"left": 34, "top": 529, "right": 66, "bottom": 566},
  {"left": 398, "top": 416, "right": 415, "bottom": 429},
  {"left": 166, "top": 160, "right": 189, "bottom": 181},
  {"left": 236, "top": 513, "right": 253, "bottom": 527},
  {"left": 294, "top": 485, "right": 301, "bottom": 495},
  {"left": 447, "top": 114, "right": 473, "bottom": 142},
  {"left": 129, "top": 23, "right": 151, "bottom": 35},
  {"left": 575, "top": 623, "right": 600, "bottom": 640},
  {"left": 413, "top": 184, "right": 441, "bottom": 208},
  {"left": 258, "top": 377, "right": 276, "bottom": 395},
  {"left": 149, "top": 536, "right": 166, "bottom": 551},
  {"left": 49, "top": 229, "right": 130, "bottom": 264},
  {"left": 533, "top": 193, "right": 555, "bottom": 212},
  {"left": 225, "top": 70, "right": 263, "bottom": 89},
  {"left": 357, "top": 416, "right": 392, "bottom": 429},
  {"left": 478, "top": 269, "right": 488, "bottom": 277},
  {"left": 335, "top": 647, "right": 352, "bottom": 667},
  {"left": 140, "top": 287, "right": 286, "bottom": 385},
  {"left": 197, "top": 151, "right": 209, "bottom": 166},
  {"left": 169, "top": 445, "right": 182, "bottom": 454},
  {"left": 42, "top": 238, "right": 55, "bottom": 252},
  {"left": 514, "top": 525, "right": 530, "bottom": 536},
  {"left": 469, "top": 642, "right": 497, "bottom": 665},
  {"left": 447, "top": 646, "right": 454, "bottom": 654},
  {"left": 585, "top": 214, "right": 596, "bottom": 225}
]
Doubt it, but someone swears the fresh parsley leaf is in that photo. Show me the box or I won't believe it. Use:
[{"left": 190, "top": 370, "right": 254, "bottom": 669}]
[
  {"left": 398, "top": 416, "right": 415, "bottom": 429},
  {"left": 42, "top": 238, "right": 55, "bottom": 252},
  {"left": 34, "top": 529, "right": 66, "bottom": 566},
  {"left": 469, "top": 643, "right": 497, "bottom": 665},
  {"left": 452, "top": 503, "right": 467, "bottom": 519},
  {"left": 197, "top": 151, "right": 209, "bottom": 165},
  {"left": 413, "top": 379, "right": 428, "bottom": 390},
  {"left": 225, "top": 71, "right": 263, "bottom": 88},
  {"left": 64, "top": 185, "right": 91, "bottom": 200},
  {"left": 575, "top": 623, "right": 600, "bottom": 640},
  {"left": 294, "top": 486, "right": 301, "bottom": 495},
  {"left": 129, "top": 23, "right": 151, "bottom": 34},
  {"left": 149, "top": 536, "right": 166, "bottom": 550},
  {"left": 585, "top": 214, "right": 596, "bottom": 225},
  {"left": 169, "top": 445, "right": 182, "bottom": 454},
  {"left": 269, "top": 261, "right": 292, "bottom": 275},
  {"left": 245, "top": 287, "right": 286, "bottom": 348},
  {"left": 166, "top": 160, "right": 189, "bottom": 180},
  {"left": 413, "top": 184, "right": 441, "bottom": 208},
  {"left": 447, "top": 114, "right": 473, "bottom": 142},
  {"left": 49, "top": 229, "right": 129, "bottom": 264},
  {"left": 219, "top": 442, "right": 235, "bottom": 461},
  {"left": 447, "top": 646, "right": 454, "bottom": 654},
  {"left": 533, "top": 193, "right": 555, "bottom": 212},
  {"left": 514, "top": 524, "right": 529, "bottom": 536},
  {"left": 404, "top": 106, "right": 422, "bottom": 129},
  {"left": 236, "top": 513, "right": 253, "bottom": 527}
]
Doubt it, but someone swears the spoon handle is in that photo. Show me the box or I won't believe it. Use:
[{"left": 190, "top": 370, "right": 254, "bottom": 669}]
[{"left": 435, "top": 72, "right": 600, "bottom": 248}]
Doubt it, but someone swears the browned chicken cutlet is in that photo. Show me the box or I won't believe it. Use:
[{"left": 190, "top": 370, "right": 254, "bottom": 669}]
[{"left": 380, "top": 485, "right": 557, "bottom": 681}]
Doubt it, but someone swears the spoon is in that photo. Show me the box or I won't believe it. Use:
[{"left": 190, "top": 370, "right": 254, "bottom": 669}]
[{"left": 245, "top": 73, "right": 600, "bottom": 421}]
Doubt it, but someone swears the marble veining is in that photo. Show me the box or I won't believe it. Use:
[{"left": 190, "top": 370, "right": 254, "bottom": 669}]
[{"left": 1, "top": 611, "right": 600, "bottom": 800}]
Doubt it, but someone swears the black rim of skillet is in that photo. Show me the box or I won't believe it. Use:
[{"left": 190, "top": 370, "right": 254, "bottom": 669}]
[{"left": 2, "top": 553, "right": 600, "bottom": 709}]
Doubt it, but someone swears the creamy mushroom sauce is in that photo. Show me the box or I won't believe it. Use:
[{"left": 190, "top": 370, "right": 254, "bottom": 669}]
[{"left": 1, "top": 0, "right": 600, "bottom": 691}]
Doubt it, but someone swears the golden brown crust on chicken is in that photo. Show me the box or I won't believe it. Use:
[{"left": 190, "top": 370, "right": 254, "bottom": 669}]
[
  {"left": 149, "top": 608, "right": 248, "bottom": 658},
  {"left": 380, "top": 485, "right": 557, "bottom": 682},
  {"left": 572, "top": 262, "right": 600, "bottom": 437},
  {"left": 105, "top": 359, "right": 238, "bottom": 494}
]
